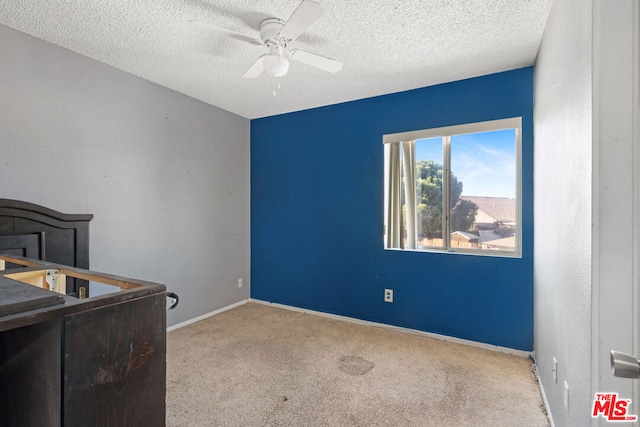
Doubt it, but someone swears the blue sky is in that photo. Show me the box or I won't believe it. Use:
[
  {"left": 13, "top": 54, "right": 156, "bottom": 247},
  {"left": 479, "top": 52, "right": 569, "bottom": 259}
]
[{"left": 415, "top": 129, "right": 516, "bottom": 198}]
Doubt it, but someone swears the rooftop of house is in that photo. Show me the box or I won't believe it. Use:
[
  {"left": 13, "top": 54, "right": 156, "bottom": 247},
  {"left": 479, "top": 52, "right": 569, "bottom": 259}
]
[
  {"left": 459, "top": 196, "right": 516, "bottom": 223},
  {"left": 451, "top": 231, "right": 479, "bottom": 241},
  {"left": 481, "top": 235, "right": 516, "bottom": 249}
]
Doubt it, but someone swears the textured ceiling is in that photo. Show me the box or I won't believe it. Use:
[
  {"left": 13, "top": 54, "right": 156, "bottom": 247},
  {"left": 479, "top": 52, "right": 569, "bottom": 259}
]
[{"left": 0, "top": 0, "right": 552, "bottom": 119}]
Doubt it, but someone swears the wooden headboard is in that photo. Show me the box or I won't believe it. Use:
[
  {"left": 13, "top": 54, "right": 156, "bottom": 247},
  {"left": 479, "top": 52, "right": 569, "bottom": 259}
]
[{"left": 0, "top": 199, "right": 93, "bottom": 296}]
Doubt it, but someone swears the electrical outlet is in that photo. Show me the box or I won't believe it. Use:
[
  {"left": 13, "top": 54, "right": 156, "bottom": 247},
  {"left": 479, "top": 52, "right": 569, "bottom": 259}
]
[
  {"left": 238, "top": 278, "right": 243, "bottom": 288},
  {"left": 552, "top": 357, "right": 558, "bottom": 383},
  {"left": 563, "top": 381, "right": 569, "bottom": 411},
  {"left": 384, "top": 289, "right": 393, "bottom": 303}
]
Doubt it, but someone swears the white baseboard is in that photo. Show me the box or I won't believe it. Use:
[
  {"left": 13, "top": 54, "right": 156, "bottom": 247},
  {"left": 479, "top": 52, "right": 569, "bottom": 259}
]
[
  {"left": 531, "top": 352, "right": 555, "bottom": 427},
  {"left": 167, "top": 299, "right": 249, "bottom": 332},
  {"left": 250, "top": 298, "right": 532, "bottom": 358}
]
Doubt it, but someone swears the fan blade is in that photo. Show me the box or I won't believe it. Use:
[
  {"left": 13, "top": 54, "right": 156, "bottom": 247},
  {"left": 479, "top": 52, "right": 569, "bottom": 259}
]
[
  {"left": 278, "top": 0, "right": 323, "bottom": 42},
  {"left": 243, "top": 55, "right": 267, "bottom": 78},
  {"left": 290, "top": 49, "right": 343, "bottom": 73},
  {"left": 190, "top": 20, "right": 262, "bottom": 46}
]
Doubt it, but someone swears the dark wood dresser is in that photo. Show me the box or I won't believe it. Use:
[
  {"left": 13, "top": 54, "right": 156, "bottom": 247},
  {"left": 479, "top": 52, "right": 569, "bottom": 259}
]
[{"left": 0, "top": 257, "right": 167, "bottom": 427}]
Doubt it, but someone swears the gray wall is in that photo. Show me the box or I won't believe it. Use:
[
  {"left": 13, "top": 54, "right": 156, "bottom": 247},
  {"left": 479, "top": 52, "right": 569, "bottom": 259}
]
[
  {"left": 534, "top": 0, "right": 593, "bottom": 425},
  {"left": 0, "top": 24, "right": 251, "bottom": 327}
]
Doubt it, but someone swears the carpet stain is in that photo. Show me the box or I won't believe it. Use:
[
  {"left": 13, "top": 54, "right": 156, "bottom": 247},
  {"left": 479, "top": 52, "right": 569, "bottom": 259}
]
[{"left": 338, "top": 355, "right": 374, "bottom": 375}]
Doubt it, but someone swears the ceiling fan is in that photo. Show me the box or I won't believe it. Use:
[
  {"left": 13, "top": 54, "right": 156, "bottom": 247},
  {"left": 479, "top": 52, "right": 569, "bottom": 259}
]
[{"left": 193, "top": 0, "right": 343, "bottom": 79}]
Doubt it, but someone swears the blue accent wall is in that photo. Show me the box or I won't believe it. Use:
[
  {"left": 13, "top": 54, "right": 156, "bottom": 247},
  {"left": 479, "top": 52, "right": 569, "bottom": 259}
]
[{"left": 251, "top": 67, "right": 534, "bottom": 351}]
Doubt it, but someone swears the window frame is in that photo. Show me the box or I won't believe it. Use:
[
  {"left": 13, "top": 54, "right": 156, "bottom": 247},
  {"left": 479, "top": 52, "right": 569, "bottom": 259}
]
[{"left": 383, "top": 117, "right": 522, "bottom": 258}]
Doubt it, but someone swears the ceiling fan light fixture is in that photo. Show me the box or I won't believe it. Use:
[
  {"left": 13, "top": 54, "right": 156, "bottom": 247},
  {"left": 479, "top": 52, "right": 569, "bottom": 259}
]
[{"left": 264, "top": 54, "right": 289, "bottom": 78}]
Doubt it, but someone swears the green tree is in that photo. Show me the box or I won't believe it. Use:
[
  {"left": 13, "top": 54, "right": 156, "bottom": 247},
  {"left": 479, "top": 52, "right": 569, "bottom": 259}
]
[
  {"left": 451, "top": 199, "right": 479, "bottom": 233},
  {"left": 414, "top": 160, "right": 478, "bottom": 238}
]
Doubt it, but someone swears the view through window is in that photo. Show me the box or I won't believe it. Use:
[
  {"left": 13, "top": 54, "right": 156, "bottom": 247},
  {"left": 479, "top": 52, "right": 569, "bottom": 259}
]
[{"left": 384, "top": 118, "right": 521, "bottom": 256}]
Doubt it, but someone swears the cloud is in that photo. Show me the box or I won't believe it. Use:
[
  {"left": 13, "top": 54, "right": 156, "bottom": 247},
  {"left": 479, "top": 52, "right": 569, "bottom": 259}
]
[{"left": 477, "top": 144, "right": 502, "bottom": 156}]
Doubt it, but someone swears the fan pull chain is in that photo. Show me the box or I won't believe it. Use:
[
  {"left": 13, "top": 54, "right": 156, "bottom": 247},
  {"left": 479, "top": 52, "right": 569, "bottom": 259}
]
[{"left": 272, "top": 80, "right": 281, "bottom": 96}]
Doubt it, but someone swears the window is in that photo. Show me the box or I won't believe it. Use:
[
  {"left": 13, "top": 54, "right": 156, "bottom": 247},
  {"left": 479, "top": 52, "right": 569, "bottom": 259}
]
[{"left": 383, "top": 118, "right": 521, "bottom": 256}]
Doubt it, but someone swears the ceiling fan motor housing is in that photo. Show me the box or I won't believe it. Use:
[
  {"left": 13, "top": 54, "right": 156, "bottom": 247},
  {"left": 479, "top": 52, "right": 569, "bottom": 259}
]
[{"left": 260, "top": 18, "right": 286, "bottom": 45}]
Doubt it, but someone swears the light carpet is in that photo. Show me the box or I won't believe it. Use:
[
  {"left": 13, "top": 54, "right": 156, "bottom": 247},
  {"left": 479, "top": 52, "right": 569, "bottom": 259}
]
[{"left": 167, "top": 302, "right": 548, "bottom": 426}]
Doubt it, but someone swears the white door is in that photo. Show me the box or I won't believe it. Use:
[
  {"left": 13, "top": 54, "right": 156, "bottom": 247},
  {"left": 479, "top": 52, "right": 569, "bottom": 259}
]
[{"left": 593, "top": 0, "right": 639, "bottom": 425}]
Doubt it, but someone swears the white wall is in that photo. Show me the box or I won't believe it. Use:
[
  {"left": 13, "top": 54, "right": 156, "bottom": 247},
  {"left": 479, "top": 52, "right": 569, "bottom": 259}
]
[
  {"left": 534, "top": 0, "right": 593, "bottom": 425},
  {"left": 0, "top": 25, "right": 251, "bottom": 327},
  {"left": 535, "top": 1, "right": 639, "bottom": 426}
]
